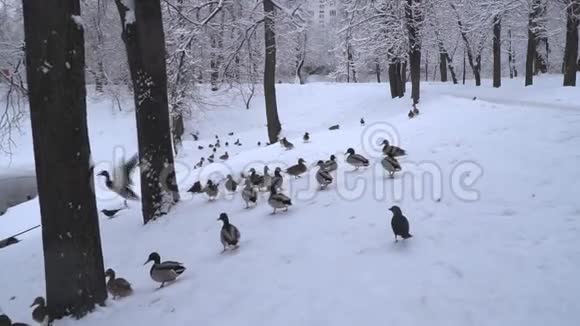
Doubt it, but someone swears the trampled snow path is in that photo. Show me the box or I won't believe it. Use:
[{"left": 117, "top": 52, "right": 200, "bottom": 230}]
[{"left": 1, "top": 76, "right": 580, "bottom": 326}]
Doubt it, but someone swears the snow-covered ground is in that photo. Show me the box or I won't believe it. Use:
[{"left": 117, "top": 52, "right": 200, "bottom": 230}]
[{"left": 1, "top": 76, "right": 580, "bottom": 326}]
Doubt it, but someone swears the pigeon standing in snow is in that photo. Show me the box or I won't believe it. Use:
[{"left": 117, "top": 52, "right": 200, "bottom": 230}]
[
  {"left": 303, "top": 132, "right": 310, "bottom": 143},
  {"left": 97, "top": 154, "right": 140, "bottom": 203},
  {"left": 389, "top": 205, "right": 412, "bottom": 242},
  {"left": 217, "top": 213, "right": 241, "bottom": 252}
]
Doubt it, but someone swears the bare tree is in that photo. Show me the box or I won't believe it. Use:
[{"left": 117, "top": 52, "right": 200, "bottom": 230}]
[
  {"left": 563, "top": 0, "right": 580, "bottom": 86},
  {"left": 263, "top": 0, "right": 282, "bottom": 143},
  {"left": 22, "top": 0, "right": 106, "bottom": 320},
  {"left": 115, "top": 0, "right": 180, "bottom": 224}
]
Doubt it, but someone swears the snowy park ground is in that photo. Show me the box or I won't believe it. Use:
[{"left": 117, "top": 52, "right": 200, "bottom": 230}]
[{"left": 1, "top": 75, "right": 580, "bottom": 326}]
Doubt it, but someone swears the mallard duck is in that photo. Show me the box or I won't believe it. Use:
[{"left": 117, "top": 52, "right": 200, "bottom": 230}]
[
  {"left": 360, "top": 118, "right": 365, "bottom": 126},
  {"left": 187, "top": 181, "right": 203, "bottom": 194},
  {"left": 217, "top": 213, "right": 241, "bottom": 252},
  {"left": 219, "top": 152, "right": 229, "bottom": 160},
  {"left": 321, "top": 154, "right": 338, "bottom": 172},
  {"left": 412, "top": 104, "right": 420, "bottom": 115},
  {"left": 316, "top": 161, "right": 333, "bottom": 189},
  {"left": 191, "top": 133, "right": 199, "bottom": 141},
  {"left": 281, "top": 137, "right": 294, "bottom": 150},
  {"left": 381, "top": 140, "right": 406, "bottom": 157},
  {"left": 408, "top": 110, "right": 415, "bottom": 119},
  {"left": 30, "top": 297, "right": 47, "bottom": 324},
  {"left": 105, "top": 268, "right": 133, "bottom": 299},
  {"left": 97, "top": 153, "right": 139, "bottom": 202},
  {"left": 225, "top": 142, "right": 229, "bottom": 147},
  {"left": 345, "top": 148, "right": 369, "bottom": 169},
  {"left": 209, "top": 144, "right": 214, "bottom": 148},
  {"left": 207, "top": 154, "right": 215, "bottom": 163},
  {"left": 197, "top": 145, "right": 204, "bottom": 150},
  {"left": 228, "top": 132, "right": 234, "bottom": 136},
  {"left": 271, "top": 167, "right": 283, "bottom": 190},
  {"left": 241, "top": 179, "right": 258, "bottom": 208},
  {"left": 328, "top": 124, "right": 340, "bottom": 130},
  {"left": 248, "top": 168, "right": 264, "bottom": 187},
  {"left": 268, "top": 185, "right": 292, "bottom": 214},
  {"left": 234, "top": 139, "right": 241, "bottom": 146},
  {"left": 0, "top": 314, "right": 28, "bottom": 326},
  {"left": 195, "top": 157, "right": 204, "bottom": 168},
  {"left": 225, "top": 175, "right": 238, "bottom": 192},
  {"left": 144, "top": 252, "right": 186, "bottom": 288},
  {"left": 381, "top": 155, "right": 401, "bottom": 178},
  {"left": 204, "top": 180, "right": 219, "bottom": 200},
  {"left": 389, "top": 205, "right": 412, "bottom": 242},
  {"left": 285, "top": 158, "right": 307, "bottom": 178},
  {"left": 303, "top": 132, "right": 310, "bottom": 143},
  {"left": 260, "top": 166, "right": 272, "bottom": 190}
]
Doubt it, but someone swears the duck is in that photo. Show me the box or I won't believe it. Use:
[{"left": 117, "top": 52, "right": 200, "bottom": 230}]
[
  {"left": 190, "top": 132, "right": 199, "bottom": 141},
  {"left": 381, "top": 155, "right": 402, "bottom": 178},
  {"left": 328, "top": 124, "right": 340, "bottom": 130},
  {"left": 285, "top": 158, "right": 307, "bottom": 178},
  {"left": 260, "top": 166, "right": 272, "bottom": 191},
  {"left": 408, "top": 110, "right": 415, "bottom": 119},
  {"left": 389, "top": 205, "right": 412, "bottom": 242},
  {"left": 225, "top": 175, "right": 238, "bottom": 192},
  {"left": 225, "top": 142, "right": 229, "bottom": 147},
  {"left": 144, "top": 252, "right": 186, "bottom": 288},
  {"left": 195, "top": 157, "right": 204, "bottom": 168},
  {"left": 209, "top": 144, "right": 214, "bottom": 148},
  {"left": 360, "top": 118, "right": 365, "bottom": 126},
  {"left": 0, "top": 314, "right": 28, "bottom": 326},
  {"left": 187, "top": 181, "right": 203, "bottom": 194},
  {"left": 257, "top": 141, "right": 261, "bottom": 146},
  {"left": 303, "top": 132, "right": 310, "bottom": 143},
  {"left": 412, "top": 104, "right": 420, "bottom": 115},
  {"left": 268, "top": 185, "right": 292, "bottom": 214},
  {"left": 248, "top": 168, "right": 264, "bottom": 187},
  {"left": 97, "top": 153, "right": 139, "bottom": 202},
  {"left": 30, "top": 297, "right": 47, "bottom": 324},
  {"left": 281, "top": 137, "right": 294, "bottom": 150},
  {"left": 321, "top": 154, "right": 338, "bottom": 172},
  {"left": 217, "top": 213, "right": 241, "bottom": 252},
  {"left": 345, "top": 148, "right": 369, "bottom": 170},
  {"left": 105, "top": 268, "right": 133, "bottom": 299},
  {"left": 381, "top": 140, "right": 406, "bottom": 157},
  {"left": 197, "top": 145, "right": 204, "bottom": 150},
  {"left": 219, "top": 152, "right": 229, "bottom": 161},
  {"left": 316, "top": 161, "right": 333, "bottom": 189},
  {"left": 101, "top": 207, "right": 125, "bottom": 218},
  {"left": 228, "top": 132, "right": 234, "bottom": 136},
  {"left": 271, "top": 167, "right": 284, "bottom": 191},
  {"left": 213, "top": 148, "right": 217, "bottom": 153},
  {"left": 204, "top": 180, "right": 219, "bottom": 200},
  {"left": 234, "top": 139, "right": 241, "bottom": 146},
  {"left": 241, "top": 179, "right": 258, "bottom": 208}
]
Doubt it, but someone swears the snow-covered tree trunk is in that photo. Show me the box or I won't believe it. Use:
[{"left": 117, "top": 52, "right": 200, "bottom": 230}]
[
  {"left": 406, "top": 0, "right": 423, "bottom": 104},
  {"left": 263, "top": 0, "right": 282, "bottom": 143},
  {"left": 22, "top": 0, "right": 107, "bottom": 320},
  {"left": 115, "top": 0, "right": 179, "bottom": 224}
]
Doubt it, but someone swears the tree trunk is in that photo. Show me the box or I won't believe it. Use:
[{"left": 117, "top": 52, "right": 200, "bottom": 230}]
[
  {"left": 493, "top": 15, "right": 502, "bottom": 88},
  {"left": 439, "top": 52, "right": 448, "bottom": 82},
  {"left": 406, "top": 0, "right": 422, "bottom": 104},
  {"left": 22, "top": 0, "right": 106, "bottom": 320},
  {"left": 295, "top": 32, "right": 306, "bottom": 84},
  {"left": 347, "top": 44, "right": 357, "bottom": 83},
  {"left": 508, "top": 29, "right": 514, "bottom": 79},
  {"left": 563, "top": 1, "right": 579, "bottom": 86},
  {"left": 525, "top": 22, "right": 536, "bottom": 86},
  {"left": 388, "top": 61, "right": 403, "bottom": 98},
  {"left": 452, "top": 4, "right": 481, "bottom": 86},
  {"left": 424, "top": 50, "right": 429, "bottom": 82},
  {"left": 263, "top": 0, "right": 282, "bottom": 143},
  {"left": 462, "top": 50, "right": 466, "bottom": 85},
  {"left": 400, "top": 61, "right": 407, "bottom": 95},
  {"left": 375, "top": 58, "right": 381, "bottom": 83},
  {"left": 115, "top": 0, "right": 180, "bottom": 224}
]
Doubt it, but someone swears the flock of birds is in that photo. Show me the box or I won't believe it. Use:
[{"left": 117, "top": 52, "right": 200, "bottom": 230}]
[{"left": 0, "top": 107, "right": 421, "bottom": 326}]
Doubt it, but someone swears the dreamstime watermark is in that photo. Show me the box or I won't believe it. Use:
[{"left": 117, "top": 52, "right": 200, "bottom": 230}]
[{"left": 93, "top": 123, "right": 484, "bottom": 204}]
